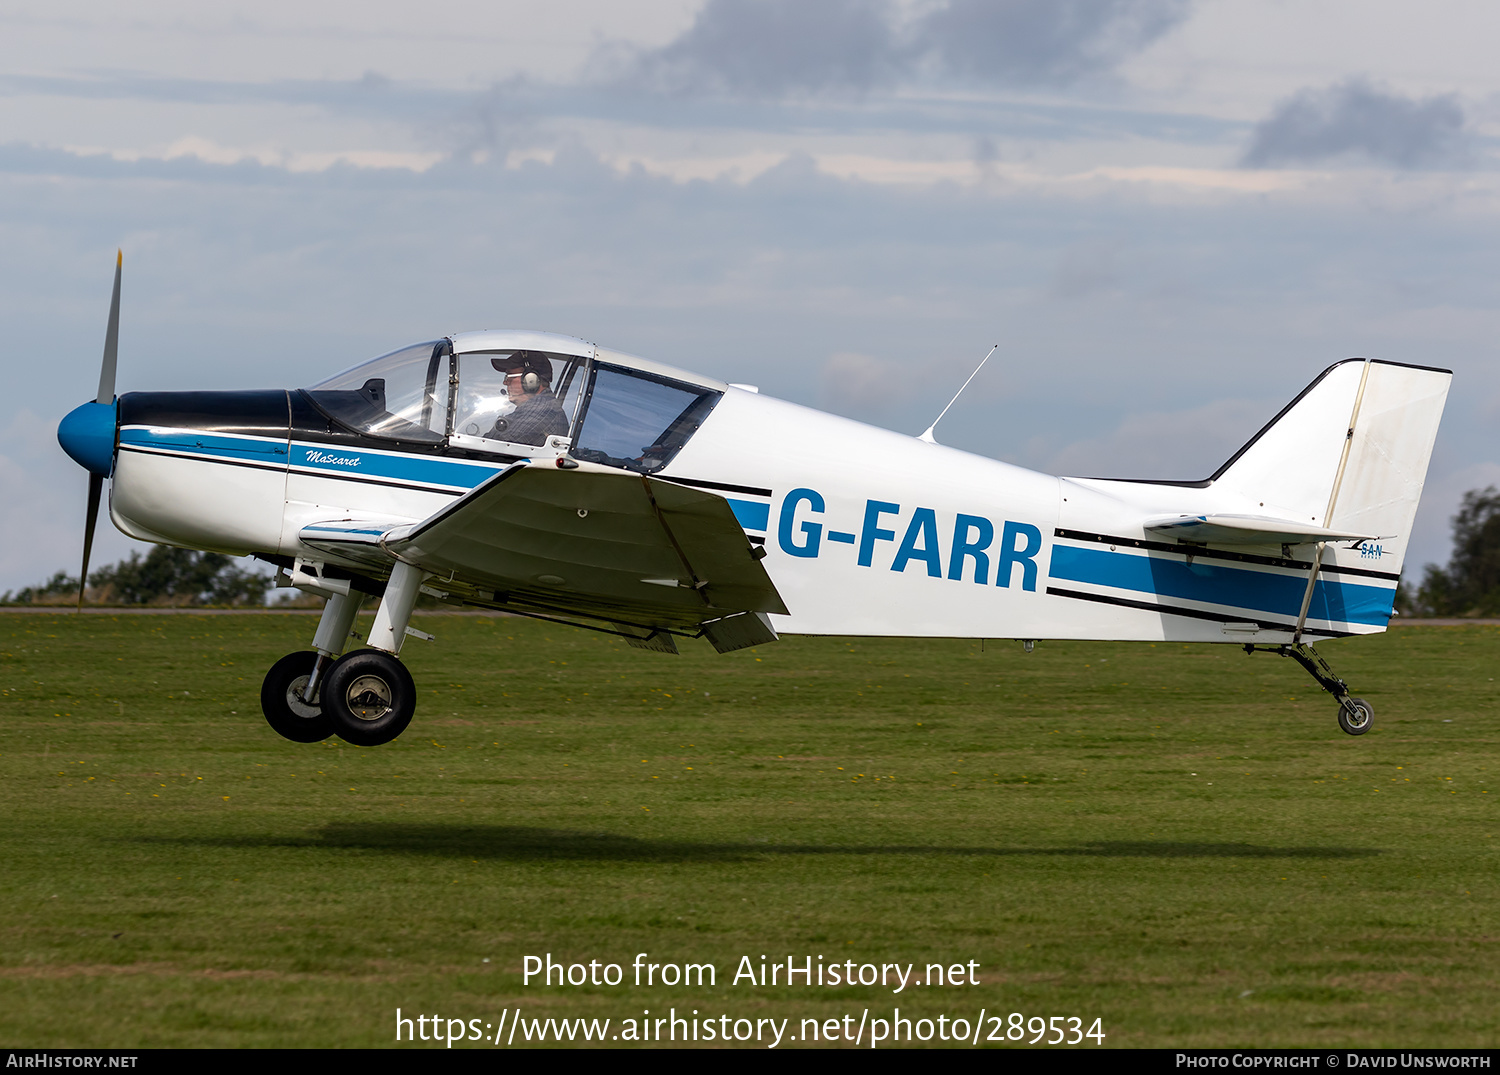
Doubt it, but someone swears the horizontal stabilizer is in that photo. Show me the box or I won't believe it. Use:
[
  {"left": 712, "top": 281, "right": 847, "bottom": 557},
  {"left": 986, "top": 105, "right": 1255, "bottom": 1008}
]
[
  {"left": 300, "top": 519, "right": 403, "bottom": 548},
  {"left": 1145, "top": 514, "right": 1381, "bottom": 546},
  {"left": 299, "top": 516, "right": 417, "bottom": 573}
]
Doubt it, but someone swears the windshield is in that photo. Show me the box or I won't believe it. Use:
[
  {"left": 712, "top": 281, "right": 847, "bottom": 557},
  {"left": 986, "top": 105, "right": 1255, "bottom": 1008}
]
[
  {"left": 572, "top": 363, "right": 721, "bottom": 473},
  {"left": 304, "top": 340, "right": 451, "bottom": 443},
  {"left": 452, "top": 349, "right": 587, "bottom": 448}
]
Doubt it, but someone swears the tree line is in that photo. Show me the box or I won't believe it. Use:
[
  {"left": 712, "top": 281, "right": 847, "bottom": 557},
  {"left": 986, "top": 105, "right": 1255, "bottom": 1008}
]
[
  {"left": 1398, "top": 486, "right": 1500, "bottom": 617},
  {"left": 3, "top": 545, "right": 269, "bottom": 607}
]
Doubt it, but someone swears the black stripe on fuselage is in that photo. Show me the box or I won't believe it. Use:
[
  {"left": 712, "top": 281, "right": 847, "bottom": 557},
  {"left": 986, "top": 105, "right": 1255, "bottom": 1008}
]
[
  {"left": 1045, "top": 585, "right": 1346, "bottom": 638},
  {"left": 1052, "top": 528, "right": 1401, "bottom": 581},
  {"left": 656, "top": 475, "right": 774, "bottom": 498}
]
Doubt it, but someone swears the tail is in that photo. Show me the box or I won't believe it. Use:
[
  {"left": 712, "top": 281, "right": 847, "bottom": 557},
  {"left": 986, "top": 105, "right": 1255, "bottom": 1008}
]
[{"left": 1209, "top": 358, "right": 1452, "bottom": 577}]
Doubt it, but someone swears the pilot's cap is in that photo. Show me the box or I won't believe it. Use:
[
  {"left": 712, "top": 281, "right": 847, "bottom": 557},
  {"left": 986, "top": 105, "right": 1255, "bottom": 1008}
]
[{"left": 491, "top": 350, "right": 552, "bottom": 383}]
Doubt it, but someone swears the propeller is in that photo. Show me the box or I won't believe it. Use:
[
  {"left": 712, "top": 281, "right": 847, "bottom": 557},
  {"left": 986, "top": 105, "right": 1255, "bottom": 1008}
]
[
  {"left": 98, "top": 249, "right": 121, "bottom": 406},
  {"left": 80, "top": 473, "right": 103, "bottom": 611},
  {"left": 73, "top": 250, "right": 122, "bottom": 610}
]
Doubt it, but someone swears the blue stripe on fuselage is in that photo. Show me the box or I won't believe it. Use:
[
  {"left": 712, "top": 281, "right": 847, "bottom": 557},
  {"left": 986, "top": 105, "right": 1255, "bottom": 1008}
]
[
  {"left": 289, "top": 442, "right": 500, "bottom": 489},
  {"left": 1047, "top": 544, "right": 1394, "bottom": 626},
  {"left": 120, "top": 428, "right": 504, "bottom": 490},
  {"left": 120, "top": 427, "right": 286, "bottom": 463},
  {"left": 726, "top": 498, "right": 770, "bottom": 531}
]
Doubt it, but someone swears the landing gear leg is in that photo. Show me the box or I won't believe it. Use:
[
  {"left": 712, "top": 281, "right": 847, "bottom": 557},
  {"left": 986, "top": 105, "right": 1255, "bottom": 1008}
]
[
  {"left": 259, "top": 591, "right": 365, "bottom": 742},
  {"left": 1245, "top": 642, "right": 1373, "bottom": 736},
  {"left": 365, "top": 560, "right": 426, "bottom": 656},
  {"left": 302, "top": 590, "right": 367, "bottom": 705},
  {"left": 324, "top": 561, "right": 427, "bottom": 746}
]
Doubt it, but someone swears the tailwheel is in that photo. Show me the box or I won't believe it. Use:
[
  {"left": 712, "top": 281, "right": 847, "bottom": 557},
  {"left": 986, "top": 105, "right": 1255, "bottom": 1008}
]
[
  {"left": 1247, "top": 642, "right": 1376, "bottom": 738},
  {"left": 260, "top": 650, "right": 334, "bottom": 743},
  {"left": 1338, "top": 696, "right": 1373, "bottom": 736},
  {"left": 323, "top": 649, "right": 417, "bottom": 746}
]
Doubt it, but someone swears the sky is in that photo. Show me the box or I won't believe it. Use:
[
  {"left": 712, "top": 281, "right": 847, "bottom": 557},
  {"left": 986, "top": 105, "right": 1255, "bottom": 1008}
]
[{"left": 5, "top": 0, "right": 1500, "bottom": 593}]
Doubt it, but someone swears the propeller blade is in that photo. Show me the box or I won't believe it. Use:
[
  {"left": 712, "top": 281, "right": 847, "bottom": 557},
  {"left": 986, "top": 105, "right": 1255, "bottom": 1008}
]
[
  {"left": 96, "top": 250, "right": 121, "bottom": 405},
  {"left": 78, "top": 472, "right": 103, "bottom": 611}
]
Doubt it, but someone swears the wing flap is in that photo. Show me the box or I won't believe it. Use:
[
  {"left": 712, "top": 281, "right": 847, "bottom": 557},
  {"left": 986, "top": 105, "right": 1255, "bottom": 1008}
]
[{"left": 387, "top": 461, "right": 787, "bottom": 625}]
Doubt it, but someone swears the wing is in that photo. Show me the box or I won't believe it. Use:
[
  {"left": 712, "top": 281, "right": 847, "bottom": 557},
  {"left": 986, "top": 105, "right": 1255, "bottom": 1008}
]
[
  {"left": 304, "top": 460, "right": 787, "bottom": 634},
  {"left": 1144, "top": 514, "right": 1381, "bottom": 546}
]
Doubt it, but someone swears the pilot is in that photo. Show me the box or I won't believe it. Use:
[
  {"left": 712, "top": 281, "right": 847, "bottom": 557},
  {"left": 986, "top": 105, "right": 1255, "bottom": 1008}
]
[{"left": 490, "top": 351, "right": 569, "bottom": 446}]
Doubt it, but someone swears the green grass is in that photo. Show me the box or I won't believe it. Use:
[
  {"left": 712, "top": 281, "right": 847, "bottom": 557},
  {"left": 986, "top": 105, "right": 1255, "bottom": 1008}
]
[{"left": 0, "top": 612, "right": 1496, "bottom": 1048}]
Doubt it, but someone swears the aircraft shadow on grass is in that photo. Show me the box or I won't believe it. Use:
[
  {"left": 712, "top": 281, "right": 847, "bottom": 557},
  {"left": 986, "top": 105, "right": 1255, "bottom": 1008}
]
[{"left": 134, "top": 825, "right": 1382, "bottom": 864}]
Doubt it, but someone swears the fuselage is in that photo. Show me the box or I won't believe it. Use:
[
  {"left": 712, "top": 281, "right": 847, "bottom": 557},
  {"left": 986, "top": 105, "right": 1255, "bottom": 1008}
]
[{"left": 69, "top": 330, "right": 1409, "bottom": 645}]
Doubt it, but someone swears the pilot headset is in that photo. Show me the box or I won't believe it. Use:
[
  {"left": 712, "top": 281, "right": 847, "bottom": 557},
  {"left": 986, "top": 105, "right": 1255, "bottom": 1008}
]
[
  {"left": 494, "top": 352, "right": 546, "bottom": 394},
  {"left": 518, "top": 352, "right": 548, "bottom": 394}
]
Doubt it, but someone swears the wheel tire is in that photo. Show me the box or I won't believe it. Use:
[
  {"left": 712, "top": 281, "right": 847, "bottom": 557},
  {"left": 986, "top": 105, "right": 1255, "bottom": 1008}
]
[
  {"left": 323, "top": 649, "right": 416, "bottom": 746},
  {"left": 260, "top": 651, "right": 334, "bottom": 743},
  {"left": 1338, "top": 696, "right": 1373, "bottom": 736}
]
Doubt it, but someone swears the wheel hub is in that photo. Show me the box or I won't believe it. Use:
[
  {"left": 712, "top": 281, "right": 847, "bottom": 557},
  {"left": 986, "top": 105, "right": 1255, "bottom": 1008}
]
[
  {"left": 345, "top": 675, "right": 393, "bottom": 720},
  {"left": 284, "top": 675, "right": 322, "bottom": 719}
]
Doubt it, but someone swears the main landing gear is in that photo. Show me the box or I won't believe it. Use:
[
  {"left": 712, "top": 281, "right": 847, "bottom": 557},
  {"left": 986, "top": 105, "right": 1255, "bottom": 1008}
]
[
  {"left": 1244, "top": 642, "right": 1373, "bottom": 736},
  {"left": 260, "top": 561, "right": 428, "bottom": 747}
]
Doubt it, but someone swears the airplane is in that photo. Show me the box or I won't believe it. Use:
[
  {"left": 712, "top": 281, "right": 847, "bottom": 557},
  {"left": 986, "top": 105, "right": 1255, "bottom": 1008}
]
[{"left": 56, "top": 253, "right": 1452, "bottom": 747}]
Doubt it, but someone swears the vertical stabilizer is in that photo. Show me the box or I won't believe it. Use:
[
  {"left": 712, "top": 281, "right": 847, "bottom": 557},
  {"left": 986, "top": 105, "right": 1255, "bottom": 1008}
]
[{"left": 1210, "top": 359, "right": 1451, "bottom": 576}]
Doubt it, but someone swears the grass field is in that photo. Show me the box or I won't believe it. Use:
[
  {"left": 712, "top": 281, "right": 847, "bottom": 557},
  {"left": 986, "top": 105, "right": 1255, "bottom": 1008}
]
[{"left": 0, "top": 611, "right": 1495, "bottom": 1049}]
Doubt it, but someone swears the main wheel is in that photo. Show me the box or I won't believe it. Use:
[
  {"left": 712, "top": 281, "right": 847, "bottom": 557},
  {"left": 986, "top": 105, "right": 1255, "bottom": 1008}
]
[
  {"left": 260, "top": 651, "right": 334, "bottom": 743},
  {"left": 1338, "top": 696, "right": 1373, "bottom": 736},
  {"left": 322, "top": 649, "right": 416, "bottom": 746}
]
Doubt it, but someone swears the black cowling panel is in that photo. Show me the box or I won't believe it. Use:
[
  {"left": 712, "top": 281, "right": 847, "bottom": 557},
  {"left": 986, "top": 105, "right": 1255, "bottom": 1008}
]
[{"left": 118, "top": 390, "right": 290, "bottom": 437}]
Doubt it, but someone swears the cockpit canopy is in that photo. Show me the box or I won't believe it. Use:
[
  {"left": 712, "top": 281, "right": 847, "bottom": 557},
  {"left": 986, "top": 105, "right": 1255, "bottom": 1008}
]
[
  {"left": 305, "top": 339, "right": 451, "bottom": 444},
  {"left": 303, "top": 331, "right": 724, "bottom": 473}
]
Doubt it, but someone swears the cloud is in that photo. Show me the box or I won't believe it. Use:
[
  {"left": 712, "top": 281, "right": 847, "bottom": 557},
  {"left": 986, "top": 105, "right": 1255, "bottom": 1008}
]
[
  {"left": 627, "top": 0, "right": 900, "bottom": 97},
  {"left": 1048, "top": 241, "right": 1122, "bottom": 299},
  {"left": 1043, "top": 398, "right": 1275, "bottom": 482},
  {"left": 821, "top": 350, "right": 908, "bottom": 414},
  {"left": 1242, "top": 79, "right": 1471, "bottom": 170},
  {"left": 911, "top": 0, "right": 1192, "bottom": 88},
  {"left": 0, "top": 70, "right": 453, "bottom": 121},
  {"left": 617, "top": 0, "right": 1192, "bottom": 99},
  {"left": 444, "top": 78, "right": 542, "bottom": 160}
]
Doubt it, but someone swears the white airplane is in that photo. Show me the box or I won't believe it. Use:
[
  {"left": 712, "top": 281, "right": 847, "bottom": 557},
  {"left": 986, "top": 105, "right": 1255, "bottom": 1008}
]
[{"left": 57, "top": 255, "right": 1452, "bottom": 746}]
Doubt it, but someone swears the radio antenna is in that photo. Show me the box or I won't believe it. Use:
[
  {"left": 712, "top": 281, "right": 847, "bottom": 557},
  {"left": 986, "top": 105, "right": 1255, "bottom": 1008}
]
[{"left": 918, "top": 343, "right": 999, "bottom": 445}]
